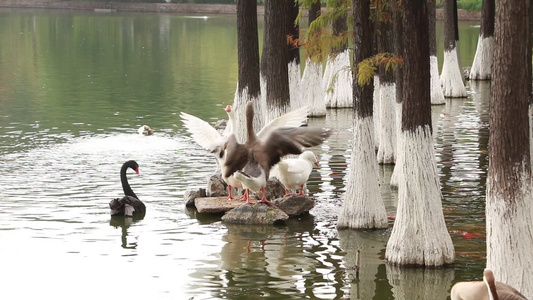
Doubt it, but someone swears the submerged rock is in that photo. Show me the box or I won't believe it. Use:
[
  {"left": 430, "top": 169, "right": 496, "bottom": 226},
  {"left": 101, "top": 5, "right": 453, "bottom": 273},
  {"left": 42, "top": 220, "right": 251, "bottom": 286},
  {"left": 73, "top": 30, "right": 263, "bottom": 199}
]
[
  {"left": 222, "top": 203, "right": 289, "bottom": 225},
  {"left": 272, "top": 195, "right": 314, "bottom": 217}
]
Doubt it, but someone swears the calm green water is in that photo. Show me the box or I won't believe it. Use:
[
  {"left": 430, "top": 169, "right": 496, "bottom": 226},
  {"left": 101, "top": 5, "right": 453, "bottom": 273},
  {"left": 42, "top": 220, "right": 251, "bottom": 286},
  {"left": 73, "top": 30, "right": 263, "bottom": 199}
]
[{"left": 0, "top": 8, "right": 487, "bottom": 299}]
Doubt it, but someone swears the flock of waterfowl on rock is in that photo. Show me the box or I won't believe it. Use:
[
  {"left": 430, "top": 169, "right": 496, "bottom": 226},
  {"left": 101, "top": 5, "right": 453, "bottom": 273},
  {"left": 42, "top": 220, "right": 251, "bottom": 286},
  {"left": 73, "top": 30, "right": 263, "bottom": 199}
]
[
  {"left": 109, "top": 101, "right": 330, "bottom": 216},
  {"left": 107, "top": 102, "right": 527, "bottom": 299}
]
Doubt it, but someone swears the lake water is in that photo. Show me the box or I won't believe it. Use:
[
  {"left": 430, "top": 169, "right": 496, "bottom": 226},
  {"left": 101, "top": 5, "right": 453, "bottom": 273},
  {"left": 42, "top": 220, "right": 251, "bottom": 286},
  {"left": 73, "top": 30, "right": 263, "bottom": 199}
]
[{"left": 0, "top": 8, "right": 488, "bottom": 299}]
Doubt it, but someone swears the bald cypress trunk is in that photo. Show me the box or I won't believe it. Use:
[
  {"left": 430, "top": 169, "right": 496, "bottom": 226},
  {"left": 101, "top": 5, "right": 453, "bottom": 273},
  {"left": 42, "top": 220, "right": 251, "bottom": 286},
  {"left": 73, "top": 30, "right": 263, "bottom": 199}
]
[
  {"left": 286, "top": 0, "right": 302, "bottom": 110},
  {"left": 440, "top": 0, "right": 466, "bottom": 97},
  {"left": 301, "top": 0, "right": 326, "bottom": 117},
  {"left": 385, "top": 0, "right": 455, "bottom": 266},
  {"left": 233, "top": 0, "right": 261, "bottom": 143},
  {"left": 428, "top": 0, "right": 445, "bottom": 105},
  {"left": 390, "top": 0, "right": 405, "bottom": 187},
  {"left": 323, "top": 0, "right": 353, "bottom": 108},
  {"left": 469, "top": 0, "right": 495, "bottom": 80},
  {"left": 338, "top": 0, "right": 387, "bottom": 229},
  {"left": 261, "top": 0, "right": 290, "bottom": 123},
  {"left": 487, "top": 0, "right": 533, "bottom": 296},
  {"left": 376, "top": 2, "right": 396, "bottom": 165}
]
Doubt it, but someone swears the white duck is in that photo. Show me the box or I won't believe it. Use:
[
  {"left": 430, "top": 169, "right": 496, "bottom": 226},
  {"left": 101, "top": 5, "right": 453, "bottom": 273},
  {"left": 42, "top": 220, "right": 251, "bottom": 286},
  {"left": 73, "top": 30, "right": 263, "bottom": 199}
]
[
  {"left": 224, "top": 101, "right": 331, "bottom": 204},
  {"left": 450, "top": 269, "right": 526, "bottom": 300},
  {"left": 276, "top": 151, "right": 319, "bottom": 197},
  {"left": 138, "top": 125, "right": 154, "bottom": 136},
  {"left": 180, "top": 104, "right": 309, "bottom": 201}
]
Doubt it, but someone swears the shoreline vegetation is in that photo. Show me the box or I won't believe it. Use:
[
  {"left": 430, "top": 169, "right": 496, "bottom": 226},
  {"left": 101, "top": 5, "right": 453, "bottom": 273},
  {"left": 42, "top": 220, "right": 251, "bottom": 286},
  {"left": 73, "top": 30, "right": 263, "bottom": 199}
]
[{"left": 0, "top": 0, "right": 481, "bottom": 19}]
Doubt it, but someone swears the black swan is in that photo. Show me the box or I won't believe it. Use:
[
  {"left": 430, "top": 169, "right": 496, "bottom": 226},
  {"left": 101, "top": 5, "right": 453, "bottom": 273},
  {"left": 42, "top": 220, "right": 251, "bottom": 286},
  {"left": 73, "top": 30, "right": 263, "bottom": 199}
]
[
  {"left": 109, "top": 160, "right": 146, "bottom": 217},
  {"left": 223, "top": 101, "right": 331, "bottom": 204}
]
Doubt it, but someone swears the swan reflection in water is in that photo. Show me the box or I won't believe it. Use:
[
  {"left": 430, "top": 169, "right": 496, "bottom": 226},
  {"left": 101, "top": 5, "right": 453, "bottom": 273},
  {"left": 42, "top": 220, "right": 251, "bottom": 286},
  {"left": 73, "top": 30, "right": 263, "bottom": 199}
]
[{"left": 109, "top": 215, "right": 144, "bottom": 249}]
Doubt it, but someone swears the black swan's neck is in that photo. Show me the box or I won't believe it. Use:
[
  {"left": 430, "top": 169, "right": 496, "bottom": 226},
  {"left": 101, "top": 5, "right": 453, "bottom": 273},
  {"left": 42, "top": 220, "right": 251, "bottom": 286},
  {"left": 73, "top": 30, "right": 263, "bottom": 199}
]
[{"left": 121, "top": 164, "right": 138, "bottom": 199}]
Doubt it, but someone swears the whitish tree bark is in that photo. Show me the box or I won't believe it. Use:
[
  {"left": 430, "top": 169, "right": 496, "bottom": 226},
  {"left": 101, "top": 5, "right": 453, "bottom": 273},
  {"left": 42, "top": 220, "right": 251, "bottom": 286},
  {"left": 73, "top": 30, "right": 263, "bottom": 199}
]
[
  {"left": 470, "top": 0, "right": 495, "bottom": 80},
  {"left": 261, "top": 0, "right": 291, "bottom": 123},
  {"left": 440, "top": 0, "right": 467, "bottom": 98},
  {"left": 301, "top": 58, "right": 326, "bottom": 117},
  {"left": 386, "top": 0, "right": 455, "bottom": 266},
  {"left": 376, "top": 5, "right": 396, "bottom": 164},
  {"left": 428, "top": 0, "right": 445, "bottom": 105},
  {"left": 301, "top": 1, "right": 326, "bottom": 117},
  {"left": 323, "top": 50, "right": 353, "bottom": 108},
  {"left": 373, "top": 75, "right": 380, "bottom": 150},
  {"left": 234, "top": 0, "right": 262, "bottom": 143},
  {"left": 338, "top": 0, "right": 387, "bottom": 229},
  {"left": 286, "top": 0, "right": 302, "bottom": 110},
  {"left": 390, "top": 0, "right": 404, "bottom": 186},
  {"left": 323, "top": 4, "right": 353, "bottom": 108},
  {"left": 377, "top": 83, "right": 396, "bottom": 164},
  {"left": 486, "top": 0, "right": 533, "bottom": 296},
  {"left": 389, "top": 101, "right": 402, "bottom": 187}
]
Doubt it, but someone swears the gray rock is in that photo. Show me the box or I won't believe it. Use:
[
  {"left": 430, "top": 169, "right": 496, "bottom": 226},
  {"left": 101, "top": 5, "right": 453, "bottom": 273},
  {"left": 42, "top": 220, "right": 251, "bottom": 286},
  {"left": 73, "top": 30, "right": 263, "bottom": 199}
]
[
  {"left": 249, "top": 177, "right": 285, "bottom": 201},
  {"left": 195, "top": 196, "right": 245, "bottom": 213},
  {"left": 272, "top": 195, "right": 315, "bottom": 217},
  {"left": 184, "top": 187, "right": 206, "bottom": 207},
  {"left": 206, "top": 172, "right": 228, "bottom": 197},
  {"left": 222, "top": 203, "right": 289, "bottom": 225}
]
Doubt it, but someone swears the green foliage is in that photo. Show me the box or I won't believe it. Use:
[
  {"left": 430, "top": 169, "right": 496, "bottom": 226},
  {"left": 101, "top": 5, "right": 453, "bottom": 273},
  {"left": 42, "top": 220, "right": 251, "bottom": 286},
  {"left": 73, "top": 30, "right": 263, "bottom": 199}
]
[
  {"left": 435, "top": 0, "right": 482, "bottom": 11},
  {"left": 457, "top": 0, "right": 482, "bottom": 11},
  {"left": 356, "top": 53, "right": 403, "bottom": 86}
]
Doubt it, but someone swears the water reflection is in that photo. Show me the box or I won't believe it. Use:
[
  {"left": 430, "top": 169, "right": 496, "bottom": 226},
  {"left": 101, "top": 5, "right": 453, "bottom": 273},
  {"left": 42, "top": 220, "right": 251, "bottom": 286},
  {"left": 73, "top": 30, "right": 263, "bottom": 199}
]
[
  {"left": 109, "top": 215, "right": 144, "bottom": 249},
  {"left": 0, "top": 8, "right": 493, "bottom": 299},
  {"left": 386, "top": 265, "right": 455, "bottom": 300}
]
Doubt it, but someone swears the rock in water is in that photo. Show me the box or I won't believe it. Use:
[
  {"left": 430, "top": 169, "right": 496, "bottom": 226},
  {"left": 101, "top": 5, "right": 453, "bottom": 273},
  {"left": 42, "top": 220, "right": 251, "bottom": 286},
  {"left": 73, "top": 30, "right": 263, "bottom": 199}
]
[
  {"left": 272, "top": 195, "right": 314, "bottom": 217},
  {"left": 184, "top": 187, "right": 206, "bottom": 207},
  {"left": 221, "top": 203, "right": 289, "bottom": 225}
]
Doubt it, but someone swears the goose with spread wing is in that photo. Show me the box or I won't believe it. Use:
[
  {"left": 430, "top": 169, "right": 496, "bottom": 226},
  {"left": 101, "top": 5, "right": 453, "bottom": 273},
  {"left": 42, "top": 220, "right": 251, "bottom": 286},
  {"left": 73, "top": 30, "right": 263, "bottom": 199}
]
[
  {"left": 223, "top": 101, "right": 331, "bottom": 204},
  {"left": 180, "top": 104, "right": 308, "bottom": 201}
]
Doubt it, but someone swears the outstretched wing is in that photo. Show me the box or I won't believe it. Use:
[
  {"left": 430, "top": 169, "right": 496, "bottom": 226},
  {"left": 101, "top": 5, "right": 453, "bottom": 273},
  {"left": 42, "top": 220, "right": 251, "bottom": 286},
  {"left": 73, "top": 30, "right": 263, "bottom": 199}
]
[
  {"left": 257, "top": 106, "right": 309, "bottom": 140},
  {"left": 262, "top": 127, "right": 331, "bottom": 167},
  {"left": 180, "top": 112, "right": 225, "bottom": 152},
  {"left": 222, "top": 134, "right": 249, "bottom": 178}
]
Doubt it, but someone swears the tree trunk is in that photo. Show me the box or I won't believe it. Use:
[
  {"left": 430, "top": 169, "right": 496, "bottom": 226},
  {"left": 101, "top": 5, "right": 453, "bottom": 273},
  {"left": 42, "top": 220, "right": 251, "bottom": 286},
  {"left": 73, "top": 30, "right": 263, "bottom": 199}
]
[
  {"left": 440, "top": 0, "right": 467, "bottom": 97},
  {"left": 487, "top": 0, "right": 533, "bottom": 296},
  {"left": 301, "top": 0, "right": 326, "bottom": 117},
  {"left": 376, "top": 1, "right": 396, "bottom": 165},
  {"left": 338, "top": 0, "right": 387, "bottom": 229},
  {"left": 469, "top": 0, "right": 495, "bottom": 80},
  {"left": 234, "top": 0, "right": 261, "bottom": 142},
  {"left": 261, "top": 0, "right": 290, "bottom": 122},
  {"left": 323, "top": 0, "right": 353, "bottom": 108},
  {"left": 428, "top": 0, "right": 445, "bottom": 105},
  {"left": 390, "top": 0, "right": 404, "bottom": 188},
  {"left": 286, "top": 0, "right": 302, "bottom": 110},
  {"left": 385, "top": 0, "right": 455, "bottom": 266}
]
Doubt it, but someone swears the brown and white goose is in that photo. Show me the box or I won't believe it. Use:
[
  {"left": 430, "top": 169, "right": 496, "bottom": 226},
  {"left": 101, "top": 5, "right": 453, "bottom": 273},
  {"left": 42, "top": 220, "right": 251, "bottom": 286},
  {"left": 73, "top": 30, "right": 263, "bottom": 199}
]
[
  {"left": 181, "top": 104, "right": 308, "bottom": 201},
  {"left": 450, "top": 269, "right": 527, "bottom": 300},
  {"left": 223, "top": 101, "right": 331, "bottom": 204}
]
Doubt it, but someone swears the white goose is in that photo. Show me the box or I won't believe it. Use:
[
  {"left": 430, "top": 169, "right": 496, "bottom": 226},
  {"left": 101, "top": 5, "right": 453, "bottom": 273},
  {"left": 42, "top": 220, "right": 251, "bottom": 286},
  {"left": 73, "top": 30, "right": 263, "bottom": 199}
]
[
  {"left": 450, "top": 269, "right": 526, "bottom": 300},
  {"left": 224, "top": 101, "right": 330, "bottom": 204},
  {"left": 277, "top": 151, "right": 319, "bottom": 197},
  {"left": 180, "top": 104, "right": 309, "bottom": 201}
]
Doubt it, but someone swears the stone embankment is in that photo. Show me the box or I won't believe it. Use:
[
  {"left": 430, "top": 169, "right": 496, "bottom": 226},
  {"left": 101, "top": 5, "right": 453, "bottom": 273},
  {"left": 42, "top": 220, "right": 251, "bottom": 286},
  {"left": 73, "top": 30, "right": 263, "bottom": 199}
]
[{"left": 0, "top": 0, "right": 481, "bottom": 19}]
